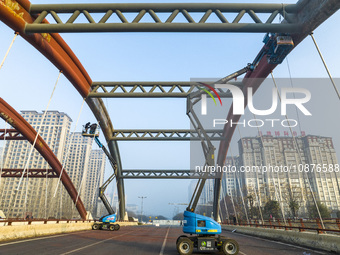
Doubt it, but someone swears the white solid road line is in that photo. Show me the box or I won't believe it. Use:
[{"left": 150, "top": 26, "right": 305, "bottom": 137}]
[
  {"left": 230, "top": 232, "right": 327, "bottom": 255},
  {"left": 159, "top": 226, "right": 171, "bottom": 255},
  {"left": 60, "top": 230, "right": 135, "bottom": 255},
  {"left": 239, "top": 252, "right": 248, "bottom": 255}
]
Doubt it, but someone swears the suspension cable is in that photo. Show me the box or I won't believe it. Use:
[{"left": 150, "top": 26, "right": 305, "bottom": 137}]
[
  {"left": 6, "top": 140, "right": 30, "bottom": 218},
  {"left": 0, "top": 33, "right": 18, "bottom": 71},
  {"left": 229, "top": 147, "right": 249, "bottom": 225},
  {"left": 237, "top": 124, "right": 265, "bottom": 224},
  {"left": 8, "top": 71, "right": 61, "bottom": 218},
  {"left": 71, "top": 125, "right": 98, "bottom": 218},
  {"left": 221, "top": 178, "right": 230, "bottom": 222},
  {"left": 286, "top": 58, "right": 303, "bottom": 133},
  {"left": 53, "top": 98, "right": 86, "bottom": 198},
  {"left": 0, "top": 121, "right": 8, "bottom": 185},
  {"left": 229, "top": 182, "right": 239, "bottom": 225},
  {"left": 0, "top": 121, "right": 8, "bottom": 209},
  {"left": 310, "top": 32, "right": 340, "bottom": 100},
  {"left": 45, "top": 166, "right": 48, "bottom": 219},
  {"left": 271, "top": 71, "right": 325, "bottom": 229},
  {"left": 16, "top": 71, "right": 62, "bottom": 192},
  {"left": 239, "top": 122, "right": 287, "bottom": 226}
]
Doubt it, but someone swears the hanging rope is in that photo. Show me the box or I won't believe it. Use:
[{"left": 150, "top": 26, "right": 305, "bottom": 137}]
[
  {"left": 310, "top": 32, "right": 340, "bottom": 100},
  {"left": 271, "top": 71, "right": 325, "bottom": 229},
  {"left": 0, "top": 33, "right": 18, "bottom": 71},
  {"left": 53, "top": 98, "right": 86, "bottom": 198}
]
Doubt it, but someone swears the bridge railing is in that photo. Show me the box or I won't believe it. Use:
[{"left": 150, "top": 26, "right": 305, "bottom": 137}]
[
  {"left": 0, "top": 218, "right": 94, "bottom": 226},
  {"left": 0, "top": 218, "right": 133, "bottom": 226},
  {"left": 222, "top": 218, "right": 340, "bottom": 235}
]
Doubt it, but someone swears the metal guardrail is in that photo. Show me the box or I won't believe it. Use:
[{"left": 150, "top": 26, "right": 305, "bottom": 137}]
[
  {"left": 223, "top": 218, "right": 340, "bottom": 235},
  {"left": 0, "top": 219, "right": 93, "bottom": 226},
  {"left": 0, "top": 218, "right": 133, "bottom": 226}
]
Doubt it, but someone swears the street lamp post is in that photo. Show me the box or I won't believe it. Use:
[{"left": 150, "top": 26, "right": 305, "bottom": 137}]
[{"left": 138, "top": 196, "right": 147, "bottom": 223}]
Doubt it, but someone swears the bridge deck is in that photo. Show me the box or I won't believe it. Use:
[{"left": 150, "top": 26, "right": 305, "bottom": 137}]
[{"left": 0, "top": 225, "right": 326, "bottom": 255}]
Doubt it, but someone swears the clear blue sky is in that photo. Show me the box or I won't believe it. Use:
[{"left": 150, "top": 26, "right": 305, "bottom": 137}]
[{"left": 0, "top": 0, "right": 339, "bottom": 218}]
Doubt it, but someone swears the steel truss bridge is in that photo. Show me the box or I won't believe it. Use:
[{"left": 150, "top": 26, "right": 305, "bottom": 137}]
[{"left": 0, "top": 0, "right": 339, "bottom": 220}]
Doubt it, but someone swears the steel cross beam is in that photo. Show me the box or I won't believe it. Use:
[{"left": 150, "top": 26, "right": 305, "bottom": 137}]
[
  {"left": 111, "top": 129, "right": 226, "bottom": 141},
  {"left": 121, "top": 170, "right": 215, "bottom": 179},
  {"left": 0, "top": 129, "right": 25, "bottom": 140},
  {"left": 89, "top": 81, "right": 242, "bottom": 98},
  {"left": 1, "top": 169, "right": 58, "bottom": 178},
  {"left": 25, "top": 3, "right": 302, "bottom": 33}
]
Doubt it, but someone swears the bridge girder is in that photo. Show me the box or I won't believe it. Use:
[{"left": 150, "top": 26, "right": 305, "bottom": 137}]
[
  {"left": 89, "top": 82, "right": 242, "bottom": 98},
  {"left": 0, "top": 129, "right": 25, "bottom": 140},
  {"left": 1, "top": 169, "right": 58, "bottom": 178},
  {"left": 111, "top": 129, "right": 226, "bottom": 141},
  {"left": 25, "top": 3, "right": 301, "bottom": 33},
  {"left": 121, "top": 170, "right": 215, "bottom": 179}
]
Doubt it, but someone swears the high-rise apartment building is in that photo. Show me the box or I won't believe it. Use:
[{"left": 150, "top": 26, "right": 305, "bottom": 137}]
[
  {"left": 84, "top": 150, "right": 106, "bottom": 218},
  {"left": 0, "top": 111, "right": 72, "bottom": 218},
  {"left": 0, "top": 111, "right": 107, "bottom": 219},
  {"left": 0, "top": 147, "right": 3, "bottom": 163},
  {"left": 60, "top": 132, "right": 93, "bottom": 218},
  {"left": 237, "top": 134, "right": 340, "bottom": 216}
]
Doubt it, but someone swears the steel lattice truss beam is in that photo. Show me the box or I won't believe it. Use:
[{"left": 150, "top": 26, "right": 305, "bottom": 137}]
[
  {"left": 89, "top": 82, "right": 241, "bottom": 98},
  {"left": 111, "top": 129, "right": 226, "bottom": 141},
  {"left": 0, "top": 129, "right": 25, "bottom": 140},
  {"left": 25, "top": 3, "right": 301, "bottom": 33},
  {"left": 1, "top": 169, "right": 58, "bottom": 178},
  {"left": 121, "top": 170, "right": 215, "bottom": 179}
]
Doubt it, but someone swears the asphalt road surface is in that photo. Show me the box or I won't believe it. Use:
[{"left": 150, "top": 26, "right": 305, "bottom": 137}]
[{"left": 0, "top": 226, "right": 331, "bottom": 255}]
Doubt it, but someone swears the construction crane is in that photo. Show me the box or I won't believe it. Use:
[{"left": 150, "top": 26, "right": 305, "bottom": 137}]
[{"left": 82, "top": 122, "right": 120, "bottom": 231}]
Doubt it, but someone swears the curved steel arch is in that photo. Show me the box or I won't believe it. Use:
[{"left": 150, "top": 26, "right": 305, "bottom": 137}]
[
  {"left": 213, "top": 0, "right": 340, "bottom": 220},
  {"left": 1, "top": 0, "right": 339, "bottom": 222},
  {"left": 0, "top": 97, "right": 87, "bottom": 219},
  {"left": 0, "top": 0, "right": 126, "bottom": 219}
]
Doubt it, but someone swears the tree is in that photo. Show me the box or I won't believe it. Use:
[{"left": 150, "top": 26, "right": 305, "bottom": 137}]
[
  {"left": 173, "top": 213, "right": 184, "bottom": 220},
  {"left": 308, "top": 201, "right": 331, "bottom": 219},
  {"left": 127, "top": 211, "right": 137, "bottom": 217},
  {"left": 288, "top": 200, "right": 300, "bottom": 218},
  {"left": 155, "top": 215, "right": 168, "bottom": 220},
  {"left": 247, "top": 195, "right": 254, "bottom": 218},
  {"left": 263, "top": 200, "right": 280, "bottom": 219}
]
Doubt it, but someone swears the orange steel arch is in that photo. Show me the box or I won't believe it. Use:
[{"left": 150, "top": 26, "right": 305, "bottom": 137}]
[
  {"left": 0, "top": 97, "right": 87, "bottom": 220},
  {"left": 0, "top": 0, "right": 124, "bottom": 218},
  {"left": 2, "top": 0, "right": 338, "bottom": 221},
  {"left": 214, "top": 14, "right": 339, "bottom": 218}
]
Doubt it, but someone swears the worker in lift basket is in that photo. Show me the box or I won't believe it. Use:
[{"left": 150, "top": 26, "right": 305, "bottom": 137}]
[{"left": 89, "top": 123, "right": 97, "bottom": 134}]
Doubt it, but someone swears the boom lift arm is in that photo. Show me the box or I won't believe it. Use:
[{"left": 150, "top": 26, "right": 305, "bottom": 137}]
[
  {"left": 82, "top": 122, "right": 117, "bottom": 215},
  {"left": 186, "top": 32, "right": 294, "bottom": 214},
  {"left": 186, "top": 64, "right": 253, "bottom": 213}
]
